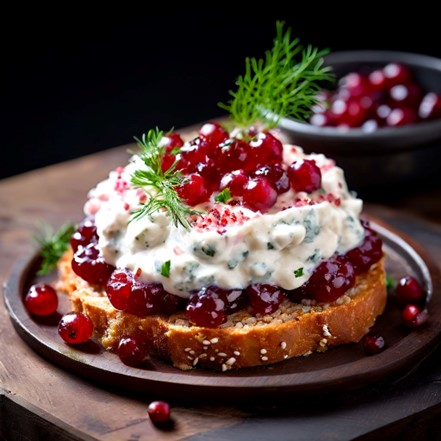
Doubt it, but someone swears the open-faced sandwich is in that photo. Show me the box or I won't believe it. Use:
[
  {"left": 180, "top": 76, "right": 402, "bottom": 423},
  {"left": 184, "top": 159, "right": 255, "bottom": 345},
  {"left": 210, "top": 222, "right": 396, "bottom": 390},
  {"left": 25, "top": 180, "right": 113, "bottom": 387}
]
[{"left": 55, "top": 22, "right": 387, "bottom": 371}]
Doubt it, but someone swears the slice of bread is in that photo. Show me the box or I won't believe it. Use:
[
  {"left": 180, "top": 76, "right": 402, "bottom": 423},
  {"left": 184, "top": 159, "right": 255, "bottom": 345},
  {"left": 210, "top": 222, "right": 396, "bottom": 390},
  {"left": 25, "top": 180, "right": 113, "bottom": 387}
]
[{"left": 56, "top": 249, "right": 387, "bottom": 371}]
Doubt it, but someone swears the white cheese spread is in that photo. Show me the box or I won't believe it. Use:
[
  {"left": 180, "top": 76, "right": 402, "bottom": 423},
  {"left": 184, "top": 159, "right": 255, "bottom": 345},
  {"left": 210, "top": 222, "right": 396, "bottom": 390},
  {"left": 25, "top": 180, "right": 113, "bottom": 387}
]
[{"left": 84, "top": 141, "right": 364, "bottom": 297}]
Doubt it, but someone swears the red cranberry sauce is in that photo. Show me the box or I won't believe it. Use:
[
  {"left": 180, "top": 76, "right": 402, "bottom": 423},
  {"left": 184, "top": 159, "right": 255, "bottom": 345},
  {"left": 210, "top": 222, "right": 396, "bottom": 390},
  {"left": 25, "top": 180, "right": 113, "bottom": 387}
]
[
  {"left": 70, "top": 216, "right": 383, "bottom": 328},
  {"left": 309, "top": 62, "right": 441, "bottom": 130}
]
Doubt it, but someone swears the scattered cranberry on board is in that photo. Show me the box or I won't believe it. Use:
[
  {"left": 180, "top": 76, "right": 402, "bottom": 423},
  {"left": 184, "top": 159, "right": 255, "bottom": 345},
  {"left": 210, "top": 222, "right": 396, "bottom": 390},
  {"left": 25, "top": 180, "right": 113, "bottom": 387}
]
[
  {"left": 394, "top": 275, "right": 426, "bottom": 306},
  {"left": 117, "top": 336, "right": 147, "bottom": 367},
  {"left": 401, "top": 304, "right": 429, "bottom": 328},
  {"left": 362, "top": 273, "right": 428, "bottom": 354},
  {"left": 58, "top": 311, "right": 94, "bottom": 344},
  {"left": 147, "top": 400, "right": 172, "bottom": 425},
  {"left": 24, "top": 283, "right": 58, "bottom": 316},
  {"left": 362, "top": 333, "right": 386, "bottom": 355}
]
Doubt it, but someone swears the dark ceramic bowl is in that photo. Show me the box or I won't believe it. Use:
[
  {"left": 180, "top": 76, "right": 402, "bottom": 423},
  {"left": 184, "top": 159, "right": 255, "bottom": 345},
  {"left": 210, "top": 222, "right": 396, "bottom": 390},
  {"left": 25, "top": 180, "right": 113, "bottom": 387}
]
[{"left": 277, "top": 50, "right": 441, "bottom": 197}]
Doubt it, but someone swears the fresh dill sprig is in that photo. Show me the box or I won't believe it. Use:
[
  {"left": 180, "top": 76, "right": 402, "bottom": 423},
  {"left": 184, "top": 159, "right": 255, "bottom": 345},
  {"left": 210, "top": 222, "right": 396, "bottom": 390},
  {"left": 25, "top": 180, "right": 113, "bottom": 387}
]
[
  {"left": 34, "top": 221, "right": 76, "bottom": 276},
  {"left": 130, "top": 127, "right": 200, "bottom": 230},
  {"left": 219, "top": 20, "right": 334, "bottom": 128}
]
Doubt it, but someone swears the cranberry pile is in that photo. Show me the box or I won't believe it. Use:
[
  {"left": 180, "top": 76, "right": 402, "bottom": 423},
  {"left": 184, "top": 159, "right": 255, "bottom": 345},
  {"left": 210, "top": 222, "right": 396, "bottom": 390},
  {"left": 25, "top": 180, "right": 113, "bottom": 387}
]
[
  {"left": 162, "top": 122, "right": 321, "bottom": 212},
  {"left": 309, "top": 62, "right": 441, "bottom": 130},
  {"left": 69, "top": 215, "right": 383, "bottom": 329}
]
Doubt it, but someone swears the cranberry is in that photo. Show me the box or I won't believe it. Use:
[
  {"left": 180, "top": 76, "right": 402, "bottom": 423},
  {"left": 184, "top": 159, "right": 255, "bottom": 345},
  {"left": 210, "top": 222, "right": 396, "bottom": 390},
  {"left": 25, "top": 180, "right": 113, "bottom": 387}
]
[
  {"left": 161, "top": 153, "right": 176, "bottom": 173},
  {"left": 151, "top": 286, "right": 183, "bottom": 315},
  {"left": 249, "top": 131, "right": 284, "bottom": 165},
  {"left": 346, "top": 226, "right": 383, "bottom": 274},
  {"left": 208, "top": 286, "right": 247, "bottom": 314},
  {"left": 394, "top": 275, "right": 426, "bottom": 306},
  {"left": 24, "top": 283, "right": 58, "bottom": 316},
  {"left": 246, "top": 284, "right": 284, "bottom": 315},
  {"left": 287, "top": 159, "right": 322, "bottom": 193},
  {"left": 215, "top": 139, "right": 252, "bottom": 174},
  {"left": 147, "top": 400, "right": 171, "bottom": 425},
  {"left": 195, "top": 158, "right": 221, "bottom": 191},
  {"left": 362, "top": 333, "right": 386, "bottom": 355},
  {"left": 401, "top": 304, "right": 429, "bottom": 328},
  {"left": 242, "top": 177, "right": 278, "bottom": 212},
  {"left": 178, "top": 138, "right": 208, "bottom": 173},
  {"left": 419, "top": 92, "right": 441, "bottom": 120},
  {"left": 160, "top": 133, "right": 184, "bottom": 171},
  {"left": 186, "top": 287, "right": 227, "bottom": 327},
  {"left": 304, "top": 255, "right": 355, "bottom": 303},
  {"left": 383, "top": 62, "right": 412, "bottom": 85},
  {"left": 252, "top": 164, "right": 290, "bottom": 194},
  {"left": 70, "top": 217, "right": 98, "bottom": 252},
  {"left": 58, "top": 311, "right": 94, "bottom": 344},
  {"left": 117, "top": 336, "right": 147, "bottom": 367},
  {"left": 127, "top": 281, "right": 177, "bottom": 317},
  {"left": 388, "top": 83, "right": 422, "bottom": 108},
  {"left": 333, "top": 96, "right": 372, "bottom": 128},
  {"left": 286, "top": 285, "right": 310, "bottom": 303},
  {"left": 340, "top": 72, "right": 370, "bottom": 97},
  {"left": 199, "top": 121, "right": 229, "bottom": 153},
  {"left": 368, "top": 69, "right": 387, "bottom": 92},
  {"left": 71, "top": 243, "right": 115, "bottom": 285},
  {"left": 162, "top": 132, "right": 184, "bottom": 153},
  {"left": 374, "top": 104, "right": 392, "bottom": 126},
  {"left": 219, "top": 169, "right": 248, "bottom": 195},
  {"left": 106, "top": 268, "right": 181, "bottom": 316},
  {"left": 176, "top": 173, "right": 210, "bottom": 206},
  {"left": 106, "top": 268, "right": 133, "bottom": 310},
  {"left": 386, "top": 107, "right": 418, "bottom": 127}
]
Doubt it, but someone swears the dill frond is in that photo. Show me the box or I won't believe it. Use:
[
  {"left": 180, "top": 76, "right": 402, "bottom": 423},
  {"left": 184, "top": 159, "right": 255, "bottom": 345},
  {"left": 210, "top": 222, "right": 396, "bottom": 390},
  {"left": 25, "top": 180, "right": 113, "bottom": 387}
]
[
  {"left": 219, "top": 20, "right": 334, "bottom": 128},
  {"left": 34, "top": 221, "right": 76, "bottom": 275},
  {"left": 130, "top": 128, "right": 200, "bottom": 230}
]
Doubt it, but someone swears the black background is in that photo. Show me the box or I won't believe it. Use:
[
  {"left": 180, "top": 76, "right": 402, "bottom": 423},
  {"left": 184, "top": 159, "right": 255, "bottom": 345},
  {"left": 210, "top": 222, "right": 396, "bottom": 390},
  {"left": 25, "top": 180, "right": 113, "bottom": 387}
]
[{"left": 4, "top": 6, "right": 441, "bottom": 180}]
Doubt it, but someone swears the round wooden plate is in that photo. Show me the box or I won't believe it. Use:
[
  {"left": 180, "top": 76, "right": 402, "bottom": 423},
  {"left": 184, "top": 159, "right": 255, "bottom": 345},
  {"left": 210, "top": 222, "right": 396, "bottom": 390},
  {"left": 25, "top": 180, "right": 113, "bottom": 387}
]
[{"left": 3, "top": 218, "right": 441, "bottom": 403}]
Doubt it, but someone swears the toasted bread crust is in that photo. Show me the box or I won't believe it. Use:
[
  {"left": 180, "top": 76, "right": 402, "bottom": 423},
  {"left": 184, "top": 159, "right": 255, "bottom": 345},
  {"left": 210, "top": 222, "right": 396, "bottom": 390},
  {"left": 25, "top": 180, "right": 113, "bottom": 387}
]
[{"left": 56, "top": 249, "right": 387, "bottom": 371}]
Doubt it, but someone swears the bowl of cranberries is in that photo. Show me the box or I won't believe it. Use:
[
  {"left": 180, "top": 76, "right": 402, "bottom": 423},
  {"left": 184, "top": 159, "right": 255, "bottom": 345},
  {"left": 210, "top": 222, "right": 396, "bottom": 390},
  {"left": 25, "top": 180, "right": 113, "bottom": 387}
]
[{"left": 278, "top": 50, "right": 441, "bottom": 194}]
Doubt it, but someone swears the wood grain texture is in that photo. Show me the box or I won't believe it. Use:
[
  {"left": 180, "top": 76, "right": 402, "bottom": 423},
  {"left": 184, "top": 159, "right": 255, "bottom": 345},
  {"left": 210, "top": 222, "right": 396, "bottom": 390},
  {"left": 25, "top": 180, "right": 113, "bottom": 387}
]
[{"left": 1, "top": 123, "right": 441, "bottom": 440}]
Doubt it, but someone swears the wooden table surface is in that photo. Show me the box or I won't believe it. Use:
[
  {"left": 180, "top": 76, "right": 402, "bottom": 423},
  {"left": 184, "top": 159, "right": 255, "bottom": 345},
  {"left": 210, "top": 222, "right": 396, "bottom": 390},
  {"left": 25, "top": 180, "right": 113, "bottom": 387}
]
[{"left": 1, "top": 123, "right": 441, "bottom": 440}]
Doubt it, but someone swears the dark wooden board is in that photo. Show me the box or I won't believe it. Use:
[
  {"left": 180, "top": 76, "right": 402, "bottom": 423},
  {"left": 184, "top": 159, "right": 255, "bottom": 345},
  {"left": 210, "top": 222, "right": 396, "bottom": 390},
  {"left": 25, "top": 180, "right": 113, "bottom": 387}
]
[{"left": 4, "top": 217, "right": 441, "bottom": 404}]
